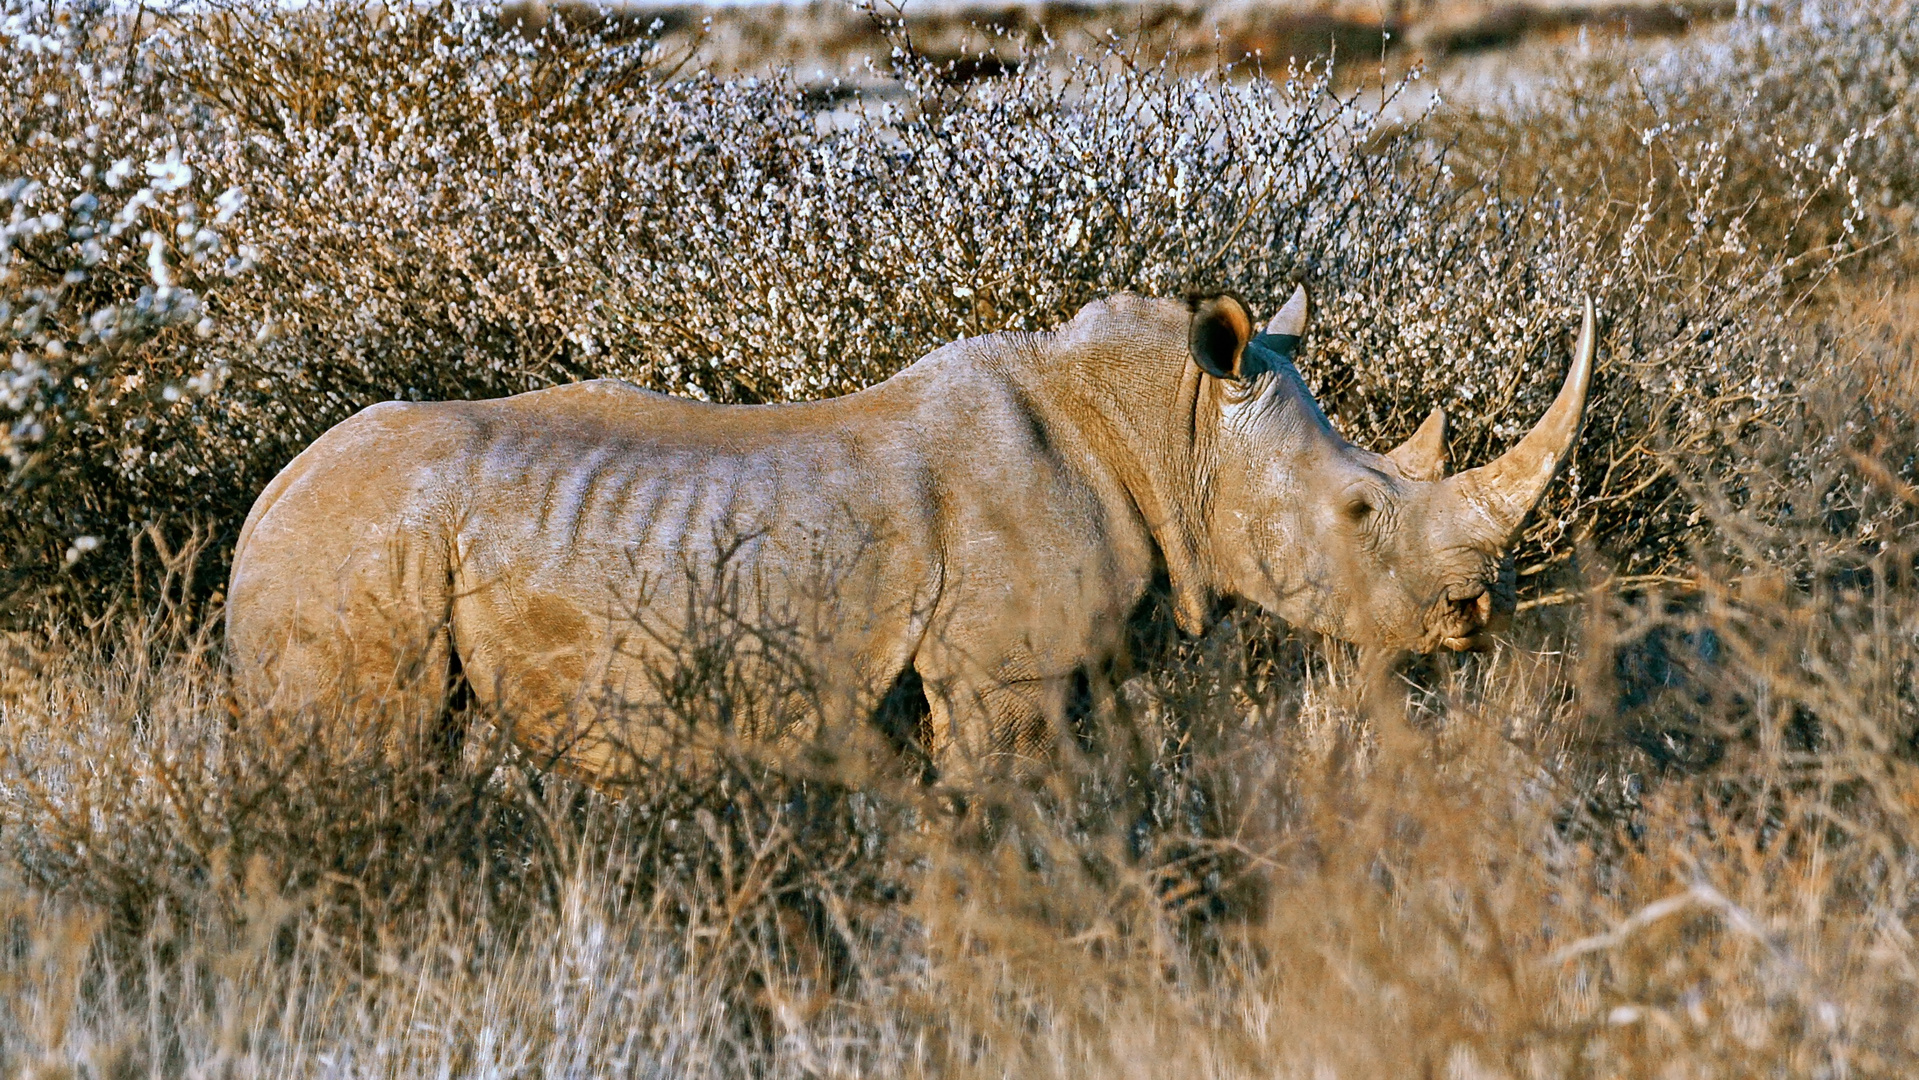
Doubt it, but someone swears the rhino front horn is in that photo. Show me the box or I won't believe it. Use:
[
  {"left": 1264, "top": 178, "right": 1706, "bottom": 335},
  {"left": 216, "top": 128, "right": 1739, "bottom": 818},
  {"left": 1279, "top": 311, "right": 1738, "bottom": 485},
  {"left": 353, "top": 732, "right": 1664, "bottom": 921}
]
[{"left": 1448, "top": 297, "right": 1597, "bottom": 542}]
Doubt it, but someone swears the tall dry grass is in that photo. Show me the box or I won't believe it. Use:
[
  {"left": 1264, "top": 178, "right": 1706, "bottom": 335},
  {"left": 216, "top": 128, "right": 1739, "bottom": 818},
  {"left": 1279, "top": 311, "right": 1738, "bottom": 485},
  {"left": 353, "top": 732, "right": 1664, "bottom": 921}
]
[
  {"left": 3, "top": 0, "right": 1919, "bottom": 1075},
  {"left": 3, "top": 304, "right": 1915, "bottom": 1075},
  {"left": 4, "top": 378, "right": 1917, "bottom": 1075}
]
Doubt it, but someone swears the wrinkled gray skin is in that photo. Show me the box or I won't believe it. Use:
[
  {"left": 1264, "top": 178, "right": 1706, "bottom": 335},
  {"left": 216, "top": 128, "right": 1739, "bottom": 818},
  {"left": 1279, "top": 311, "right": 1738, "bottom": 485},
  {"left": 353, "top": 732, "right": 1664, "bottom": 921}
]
[{"left": 226, "top": 287, "right": 1594, "bottom": 778}]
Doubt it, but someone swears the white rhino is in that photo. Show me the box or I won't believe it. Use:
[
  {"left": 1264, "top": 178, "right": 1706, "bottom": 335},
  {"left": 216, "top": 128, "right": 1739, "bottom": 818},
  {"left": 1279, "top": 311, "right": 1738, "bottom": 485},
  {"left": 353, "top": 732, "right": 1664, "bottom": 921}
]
[{"left": 226, "top": 287, "right": 1595, "bottom": 778}]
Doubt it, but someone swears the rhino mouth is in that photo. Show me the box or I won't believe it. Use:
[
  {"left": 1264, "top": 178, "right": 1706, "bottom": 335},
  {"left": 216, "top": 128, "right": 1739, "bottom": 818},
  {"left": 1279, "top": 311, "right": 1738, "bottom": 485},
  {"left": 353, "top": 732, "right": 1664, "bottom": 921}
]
[{"left": 1432, "top": 582, "right": 1498, "bottom": 652}]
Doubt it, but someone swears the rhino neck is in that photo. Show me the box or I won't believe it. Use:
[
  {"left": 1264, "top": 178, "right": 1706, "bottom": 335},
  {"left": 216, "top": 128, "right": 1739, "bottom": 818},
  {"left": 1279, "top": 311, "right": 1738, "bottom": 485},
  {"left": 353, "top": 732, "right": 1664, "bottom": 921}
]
[
  {"left": 1017, "top": 345, "right": 1226, "bottom": 636},
  {"left": 1201, "top": 346, "right": 1368, "bottom": 619}
]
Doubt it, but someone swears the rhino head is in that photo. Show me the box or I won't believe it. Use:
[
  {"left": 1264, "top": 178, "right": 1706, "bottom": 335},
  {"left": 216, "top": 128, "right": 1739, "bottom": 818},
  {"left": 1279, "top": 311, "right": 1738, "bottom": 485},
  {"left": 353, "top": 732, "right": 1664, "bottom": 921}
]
[{"left": 1193, "top": 286, "right": 1596, "bottom": 653}]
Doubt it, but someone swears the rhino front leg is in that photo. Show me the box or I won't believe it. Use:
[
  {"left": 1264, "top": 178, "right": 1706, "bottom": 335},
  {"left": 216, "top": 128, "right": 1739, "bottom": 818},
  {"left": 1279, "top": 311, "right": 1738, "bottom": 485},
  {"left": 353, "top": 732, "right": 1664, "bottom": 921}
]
[{"left": 915, "top": 646, "right": 1066, "bottom": 784}]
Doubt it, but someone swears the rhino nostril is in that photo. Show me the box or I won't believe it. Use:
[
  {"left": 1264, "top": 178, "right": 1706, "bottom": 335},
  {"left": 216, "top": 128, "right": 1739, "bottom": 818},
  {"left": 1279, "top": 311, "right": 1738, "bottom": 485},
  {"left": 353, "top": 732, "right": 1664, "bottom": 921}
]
[{"left": 1444, "top": 584, "right": 1493, "bottom": 629}]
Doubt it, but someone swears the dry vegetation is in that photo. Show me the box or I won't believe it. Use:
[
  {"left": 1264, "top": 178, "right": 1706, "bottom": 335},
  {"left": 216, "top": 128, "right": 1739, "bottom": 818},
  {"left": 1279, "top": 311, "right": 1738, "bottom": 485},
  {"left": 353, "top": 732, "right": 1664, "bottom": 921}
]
[{"left": 3, "top": 0, "right": 1918, "bottom": 1074}]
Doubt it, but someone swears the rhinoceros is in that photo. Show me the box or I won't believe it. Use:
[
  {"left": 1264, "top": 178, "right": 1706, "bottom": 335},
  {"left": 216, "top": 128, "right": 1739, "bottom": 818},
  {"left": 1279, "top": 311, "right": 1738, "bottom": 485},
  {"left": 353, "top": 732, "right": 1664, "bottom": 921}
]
[{"left": 226, "top": 286, "right": 1594, "bottom": 777}]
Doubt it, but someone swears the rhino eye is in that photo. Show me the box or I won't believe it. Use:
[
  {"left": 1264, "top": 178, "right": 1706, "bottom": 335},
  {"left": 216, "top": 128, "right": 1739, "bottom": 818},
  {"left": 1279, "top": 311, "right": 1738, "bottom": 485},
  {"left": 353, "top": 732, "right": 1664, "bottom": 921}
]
[{"left": 1342, "top": 494, "right": 1375, "bottom": 523}]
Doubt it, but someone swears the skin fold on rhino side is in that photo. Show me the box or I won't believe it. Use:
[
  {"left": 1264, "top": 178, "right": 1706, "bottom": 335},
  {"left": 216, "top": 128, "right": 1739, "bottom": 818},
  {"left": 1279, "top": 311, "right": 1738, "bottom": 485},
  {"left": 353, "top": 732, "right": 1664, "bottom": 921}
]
[{"left": 225, "top": 285, "right": 1596, "bottom": 781}]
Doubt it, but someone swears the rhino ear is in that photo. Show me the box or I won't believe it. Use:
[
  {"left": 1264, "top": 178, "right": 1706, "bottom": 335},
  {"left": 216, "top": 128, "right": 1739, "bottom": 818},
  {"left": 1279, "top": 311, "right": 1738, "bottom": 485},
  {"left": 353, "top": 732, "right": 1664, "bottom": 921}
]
[
  {"left": 1189, "top": 295, "right": 1253, "bottom": 381},
  {"left": 1385, "top": 406, "right": 1449, "bottom": 481}
]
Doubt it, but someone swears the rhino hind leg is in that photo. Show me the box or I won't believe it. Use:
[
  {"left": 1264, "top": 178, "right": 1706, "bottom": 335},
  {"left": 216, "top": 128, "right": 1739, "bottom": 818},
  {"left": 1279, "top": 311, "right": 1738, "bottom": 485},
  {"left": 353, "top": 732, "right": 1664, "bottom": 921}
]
[{"left": 228, "top": 519, "right": 458, "bottom": 764}]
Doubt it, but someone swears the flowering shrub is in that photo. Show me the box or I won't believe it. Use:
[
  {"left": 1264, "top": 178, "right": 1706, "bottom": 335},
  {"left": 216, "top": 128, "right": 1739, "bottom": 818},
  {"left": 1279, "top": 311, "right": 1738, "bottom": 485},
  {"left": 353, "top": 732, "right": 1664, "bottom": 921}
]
[
  {"left": 1442, "top": 0, "right": 1918, "bottom": 268},
  {"left": 1429, "top": 0, "right": 1919, "bottom": 582},
  {"left": 1, "top": 0, "right": 1910, "bottom": 617},
  {"left": 2, "top": 4, "right": 252, "bottom": 604}
]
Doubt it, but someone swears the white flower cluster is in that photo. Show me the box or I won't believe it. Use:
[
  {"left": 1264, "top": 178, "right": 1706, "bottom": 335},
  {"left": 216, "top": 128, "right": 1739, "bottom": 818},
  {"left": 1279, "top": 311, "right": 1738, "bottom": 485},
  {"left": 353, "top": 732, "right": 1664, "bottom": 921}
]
[
  {"left": 1, "top": 0, "right": 271, "bottom": 591},
  {"left": 0, "top": 154, "right": 250, "bottom": 461}
]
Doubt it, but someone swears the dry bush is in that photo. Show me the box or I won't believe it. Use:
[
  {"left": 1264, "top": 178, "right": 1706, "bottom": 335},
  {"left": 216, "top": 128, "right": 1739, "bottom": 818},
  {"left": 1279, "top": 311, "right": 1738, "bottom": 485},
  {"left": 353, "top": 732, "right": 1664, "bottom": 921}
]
[
  {"left": 3, "top": 0, "right": 1894, "bottom": 617},
  {"left": 0, "top": 0, "right": 679, "bottom": 612},
  {"left": 1436, "top": 0, "right": 1919, "bottom": 274}
]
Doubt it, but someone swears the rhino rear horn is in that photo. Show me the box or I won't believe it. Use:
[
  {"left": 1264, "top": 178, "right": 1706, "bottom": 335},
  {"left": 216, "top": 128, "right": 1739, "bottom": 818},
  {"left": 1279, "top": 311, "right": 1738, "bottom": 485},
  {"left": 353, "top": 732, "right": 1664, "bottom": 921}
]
[
  {"left": 1263, "top": 284, "right": 1308, "bottom": 339},
  {"left": 1190, "top": 295, "right": 1253, "bottom": 380},
  {"left": 1448, "top": 297, "right": 1597, "bottom": 542},
  {"left": 1243, "top": 283, "right": 1310, "bottom": 369},
  {"left": 1386, "top": 406, "right": 1449, "bottom": 481}
]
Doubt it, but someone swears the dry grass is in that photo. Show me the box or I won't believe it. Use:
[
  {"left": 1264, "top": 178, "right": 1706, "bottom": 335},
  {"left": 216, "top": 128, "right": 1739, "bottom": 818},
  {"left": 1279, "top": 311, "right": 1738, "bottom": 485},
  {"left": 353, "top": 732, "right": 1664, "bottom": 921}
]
[
  {"left": 5, "top": 424, "right": 1918, "bottom": 1075},
  {"left": 4, "top": 0, "right": 1919, "bottom": 1074}
]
